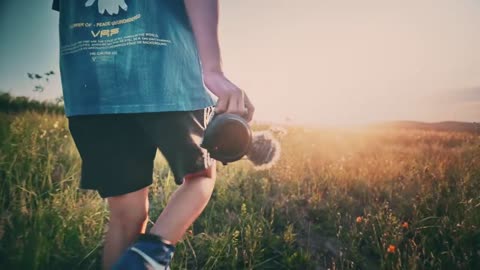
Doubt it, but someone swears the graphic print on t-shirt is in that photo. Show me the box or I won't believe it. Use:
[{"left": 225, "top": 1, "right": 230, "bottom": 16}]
[
  {"left": 56, "top": 0, "right": 215, "bottom": 116},
  {"left": 61, "top": 0, "right": 171, "bottom": 63},
  {"left": 85, "top": 0, "right": 128, "bottom": 16}
]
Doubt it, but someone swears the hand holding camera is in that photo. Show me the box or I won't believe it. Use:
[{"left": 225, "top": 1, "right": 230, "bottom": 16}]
[
  {"left": 202, "top": 72, "right": 280, "bottom": 168},
  {"left": 203, "top": 71, "right": 255, "bottom": 122}
]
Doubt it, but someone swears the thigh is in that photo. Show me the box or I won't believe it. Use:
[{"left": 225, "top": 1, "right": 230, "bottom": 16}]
[
  {"left": 68, "top": 114, "right": 157, "bottom": 198},
  {"left": 135, "top": 107, "right": 215, "bottom": 185}
]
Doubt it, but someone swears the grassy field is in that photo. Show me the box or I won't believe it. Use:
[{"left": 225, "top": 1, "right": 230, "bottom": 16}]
[{"left": 0, "top": 112, "right": 479, "bottom": 269}]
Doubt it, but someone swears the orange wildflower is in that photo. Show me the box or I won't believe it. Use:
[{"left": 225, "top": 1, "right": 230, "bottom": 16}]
[
  {"left": 387, "top": 244, "right": 396, "bottom": 253},
  {"left": 356, "top": 216, "right": 363, "bottom": 223},
  {"left": 401, "top": 222, "right": 409, "bottom": 229}
]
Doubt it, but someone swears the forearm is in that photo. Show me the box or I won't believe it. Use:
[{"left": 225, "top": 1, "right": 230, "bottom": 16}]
[{"left": 184, "top": 0, "right": 222, "bottom": 74}]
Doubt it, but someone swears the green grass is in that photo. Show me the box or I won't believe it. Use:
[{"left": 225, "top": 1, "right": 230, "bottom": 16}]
[{"left": 0, "top": 112, "right": 479, "bottom": 269}]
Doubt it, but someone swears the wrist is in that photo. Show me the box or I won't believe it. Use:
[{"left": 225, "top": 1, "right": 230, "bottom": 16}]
[
  {"left": 201, "top": 62, "right": 223, "bottom": 75},
  {"left": 202, "top": 69, "right": 224, "bottom": 78}
]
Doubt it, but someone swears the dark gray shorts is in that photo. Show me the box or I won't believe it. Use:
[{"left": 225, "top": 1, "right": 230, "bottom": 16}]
[{"left": 67, "top": 107, "right": 215, "bottom": 198}]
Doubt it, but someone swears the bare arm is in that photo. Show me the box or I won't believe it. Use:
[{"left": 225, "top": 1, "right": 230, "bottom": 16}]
[
  {"left": 184, "top": 0, "right": 221, "bottom": 73},
  {"left": 184, "top": 0, "right": 255, "bottom": 121}
]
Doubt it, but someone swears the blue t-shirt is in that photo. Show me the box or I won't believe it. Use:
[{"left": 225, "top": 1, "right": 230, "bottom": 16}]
[{"left": 53, "top": 0, "right": 214, "bottom": 116}]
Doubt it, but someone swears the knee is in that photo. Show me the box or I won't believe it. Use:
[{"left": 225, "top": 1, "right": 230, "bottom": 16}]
[
  {"left": 107, "top": 189, "right": 149, "bottom": 232},
  {"left": 183, "top": 168, "right": 216, "bottom": 202},
  {"left": 109, "top": 206, "right": 149, "bottom": 231}
]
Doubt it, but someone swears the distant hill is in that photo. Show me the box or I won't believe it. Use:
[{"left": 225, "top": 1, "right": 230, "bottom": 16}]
[{"left": 370, "top": 121, "right": 480, "bottom": 134}]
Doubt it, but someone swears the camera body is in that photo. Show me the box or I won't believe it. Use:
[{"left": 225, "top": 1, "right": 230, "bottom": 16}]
[{"left": 201, "top": 113, "right": 253, "bottom": 165}]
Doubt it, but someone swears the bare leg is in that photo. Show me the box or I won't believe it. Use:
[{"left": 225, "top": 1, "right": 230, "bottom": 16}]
[
  {"left": 103, "top": 187, "right": 149, "bottom": 270},
  {"left": 150, "top": 164, "right": 216, "bottom": 244}
]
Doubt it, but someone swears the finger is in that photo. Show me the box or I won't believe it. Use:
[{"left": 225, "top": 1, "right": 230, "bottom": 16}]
[
  {"left": 215, "top": 97, "right": 228, "bottom": 114},
  {"left": 226, "top": 92, "right": 240, "bottom": 114},
  {"left": 236, "top": 89, "right": 247, "bottom": 116},
  {"left": 244, "top": 94, "right": 255, "bottom": 122}
]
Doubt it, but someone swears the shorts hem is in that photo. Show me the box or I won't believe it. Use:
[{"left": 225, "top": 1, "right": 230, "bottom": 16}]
[
  {"left": 174, "top": 160, "right": 216, "bottom": 185},
  {"left": 80, "top": 181, "right": 152, "bottom": 198}
]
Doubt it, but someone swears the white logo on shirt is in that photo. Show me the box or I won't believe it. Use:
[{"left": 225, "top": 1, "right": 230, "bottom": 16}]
[{"left": 85, "top": 0, "right": 128, "bottom": 16}]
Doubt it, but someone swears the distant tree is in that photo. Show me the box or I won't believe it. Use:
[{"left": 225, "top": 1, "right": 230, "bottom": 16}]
[
  {"left": 0, "top": 92, "right": 12, "bottom": 111},
  {"left": 0, "top": 70, "right": 64, "bottom": 114},
  {"left": 0, "top": 91, "right": 64, "bottom": 115},
  {"left": 55, "top": 96, "right": 64, "bottom": 106}
]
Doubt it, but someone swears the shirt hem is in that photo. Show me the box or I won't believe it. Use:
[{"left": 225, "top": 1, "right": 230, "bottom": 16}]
[{"left": 65, "top": 102, "right": 215, "bottom": 117}]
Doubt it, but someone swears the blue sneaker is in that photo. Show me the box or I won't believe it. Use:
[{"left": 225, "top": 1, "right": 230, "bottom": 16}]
[{"left": 112, "top": 234, "right": 175, "bottom": 270}]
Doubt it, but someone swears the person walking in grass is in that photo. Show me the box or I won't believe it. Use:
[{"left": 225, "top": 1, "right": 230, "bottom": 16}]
[{"left": 52, "top": 0, "right": 254, "bottom": 269}]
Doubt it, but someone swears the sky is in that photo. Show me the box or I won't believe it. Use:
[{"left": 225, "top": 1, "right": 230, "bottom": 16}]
[{"left": 1, "top": 0, "right": 479, "bottom": 126}]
